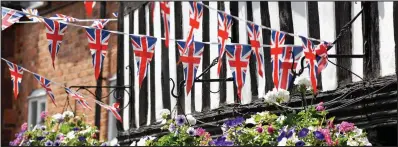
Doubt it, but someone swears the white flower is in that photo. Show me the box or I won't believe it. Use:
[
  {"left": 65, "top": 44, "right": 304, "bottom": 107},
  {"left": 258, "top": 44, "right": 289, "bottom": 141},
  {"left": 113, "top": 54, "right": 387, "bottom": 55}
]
[
  {"left": 357, "top": 137, "right": 372, "bottom": 146},
  {"left": 276, "top": 115, "right": 286, "bottom": 124},
  {"left": 161, "top": 119, "right": 167, "bottom": 125},
  {"left": 294, "top": 76, "right": 311, "bottom": 89},
  {"left": 277, "top": 138, "right": 287, "bottom": 146},
  {"left": 159, "top": 109, "right": 171, "bottom": 119},
  {"left": 186, "top": 127, "right": 196, "bottom": 136},
  {"left": 353, "top": 127, "right": 363, "bottom": 137},
  {"left": 264, "top": 88, "right": 290, "bottom": 103},
  {"left": 245, "top": 117, "right": 256, "bottom": 125},
  {"left": 109, "top": 138, "right": 119, "bottom": 146},
  {"left": 62, "top": 111, "right": 74, "bottom": 118},
  {"left": 52, "top": 113, "right": 64, "bottom": 121},
  {"left": 66, "top": 131, "right": 75, "bottom": 139},
  {"left": 277, "top": 89, "right": 290, "bottom": 103},
  {"left": 257, "top": 111, "right": 269, "bottom": 116},
  {"left": 186, "top": 115, "right": 197, "bottom": 125},
  {"left": 347, "top": 138, "right": 359, "bottom": 146},
  {"left": 130, "top": 141, "right": 136, "bottom": 146},
  {"left": 264, "top": 88, "right": 278, "bottom": 103},
  {"left": 308, "top": 126, "right": 316, "bottom": 132},
  {"left": 137, "top": 136, "right": 156, "bottom": 146}
]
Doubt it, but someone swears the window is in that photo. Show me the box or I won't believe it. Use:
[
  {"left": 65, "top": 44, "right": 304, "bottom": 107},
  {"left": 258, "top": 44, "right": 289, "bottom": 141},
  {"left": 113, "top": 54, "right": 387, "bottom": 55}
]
[
  {"left": 28, "top": 89, "right": 47, "bottom": 129},
  {"left": 108, "top": 75, "right": 117, "bottom": 141}
]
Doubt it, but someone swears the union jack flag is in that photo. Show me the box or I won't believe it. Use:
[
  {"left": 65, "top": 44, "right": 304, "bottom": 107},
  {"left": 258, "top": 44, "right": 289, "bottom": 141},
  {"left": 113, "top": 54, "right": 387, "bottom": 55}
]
[
  {"left": 216, "top": 11, "right": 233, "bottom": 76},
  {"left": 5, "top": 60, "right": 23, "bottom": 100},
  {"left": 180, "top": 2, "right": 203, "bottom": 55},
  {"left": 225, "top": 44, "right": 252, "bottom": 100},
  {"left": 315, "top": 41, "right": 332, "bottom": 74},
  {"left": 91, "top": 19, "right": 110, "bottom": 29},
  {"left": 85, "top": 28, "right": 110, "bottom": 80},
  {"left": 22, "top": 8, "right": 42, "bottom": 22},
  {"left": 130, "top": 35, "right": 157, "bottom": 88},
  {"left": 43, "top": 18, "right": 68, "bottom": 69},
  {"left": 84, "top": 1, "right": 96, "bottom": 17},
  {"left": 112, "top": 12, "right": 118, "bottom": 17},
  {"left": 177, "top": 40, "right": 204, "bottom": 95},
  {"left": 33, "top": 74, "right": 56, "bottom": 106},
  {"left": 270, "top": 30, "right": 286, "bottom": 89},
  {"left": 2, "top": 8, "right": 24, "bottom": 31},
  {"left": 300, "top": 36, "right": 319, "bottom": 94},
  {"left": 98, "top": 102, "right": 123, "bottom": 123},
  {"left": 160, "top": 1, "right": 171, "bottom": 47},
  {"left": 278, "top": 46, "right": 303, "bottom": 90},
  {"left": 65, "top": 88, "right": 92, "bottom": 110},
  {"left": 247, "top": 23, "right": 264, "bottom": 77},
  {"left": 50, "top": 14, "right": 78, "bottom": 22}
]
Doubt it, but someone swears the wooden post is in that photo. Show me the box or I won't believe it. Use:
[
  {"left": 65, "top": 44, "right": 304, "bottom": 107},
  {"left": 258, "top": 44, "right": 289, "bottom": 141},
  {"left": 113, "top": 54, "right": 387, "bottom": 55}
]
[{"left": 362, "top": 1, "right": 380, "bottom": 79}]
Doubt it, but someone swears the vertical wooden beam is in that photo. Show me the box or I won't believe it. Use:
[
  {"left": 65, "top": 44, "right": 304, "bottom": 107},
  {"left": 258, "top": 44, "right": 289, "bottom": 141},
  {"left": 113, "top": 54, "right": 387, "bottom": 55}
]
[
  {"left": 128, "top": 8, "right": 135, "bottom": 129},
  {"left": 307, "top": 2, "right": 323, "bottom": 90},
  {"left": 174, "top": 1, "right": 185, "bottom": 114},
  {"left": 202, "top": 1, "right": 211, "bottom": 112},
  {"left": 116, "top": 1, "right": 125, "bottom": 131},
  {"left": 138, "top": 5, "right": 148, "bottom": 126},
  {"left": 260, "top": 2, "right": 273, "bottom": 92},
  {"left": 246, "top": 2, "right": 259, "bottom": 99},
  {"left": 278, "top": 2, "right": 294, "bottom": 45},
  {"left": 362, "top": 2, "right": 380, "bottom": 79},
  {"left": 149, "top": 3, "right": 156, "bottom": 124},
  {"left": 217, "top": 2, "right": 227, "bottom": 105},
  {"left": 230, "top": 1, "right": 239, "bottom": 102}
]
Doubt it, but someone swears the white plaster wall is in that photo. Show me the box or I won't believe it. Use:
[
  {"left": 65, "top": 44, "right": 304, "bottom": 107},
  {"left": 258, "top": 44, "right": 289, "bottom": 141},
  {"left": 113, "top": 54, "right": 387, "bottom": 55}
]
[
  {"left": 123, "top": 13, "right": 130, "bottom": 130},
  {"left": 378, "top": 2, "right": 396, "bottom": 76},
  {"left": 252, "top": 2, "right": 266, "bottom": 97},
  {"left": 168, "top": 2, "right": 177, "bottom": 116},
  {"left": 182, "top": 1, "right": 192, "bottom": 114},
  {"left": 209, "top": 2, "right": 220, "bottom": 110},
  {"left": 153, "top": 1, "right": 163, "bottom": 121},
  {"left": 238, "top": 2, "right": 252, "bottom": 104},
  {"left": 224, "top": 2, "right": 235, "bottom": 104},
  {"left": 351, "top": 2, "right": 363, "bottom": 82},
  {"left": 133, "top": 9, "right": 140, "bottom": 128}
]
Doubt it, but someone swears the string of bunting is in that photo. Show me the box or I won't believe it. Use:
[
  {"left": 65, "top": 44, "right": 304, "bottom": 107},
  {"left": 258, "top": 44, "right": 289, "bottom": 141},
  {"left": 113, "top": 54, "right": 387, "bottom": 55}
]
[
  {"left": 2, "top": 1, "right": 333, "bottom": 105},
  {"left": 1, "top": 57, "right": 123, "bottom": 123}
]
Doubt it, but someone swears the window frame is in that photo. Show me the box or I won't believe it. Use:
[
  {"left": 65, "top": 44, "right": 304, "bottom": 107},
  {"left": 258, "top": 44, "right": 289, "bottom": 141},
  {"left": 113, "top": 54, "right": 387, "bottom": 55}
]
[
  {"left": 27, "top": 88, "right": 47, "bottom": 130},
  {"left": 107, "top": 75, "right": 118, "bottom": 141}
]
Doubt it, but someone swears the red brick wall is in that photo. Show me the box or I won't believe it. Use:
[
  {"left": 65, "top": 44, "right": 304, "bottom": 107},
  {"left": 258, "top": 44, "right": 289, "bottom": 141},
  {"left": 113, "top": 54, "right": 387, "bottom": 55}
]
[{"left": 1, "top": 1, "right": 119, "bottom": 144}]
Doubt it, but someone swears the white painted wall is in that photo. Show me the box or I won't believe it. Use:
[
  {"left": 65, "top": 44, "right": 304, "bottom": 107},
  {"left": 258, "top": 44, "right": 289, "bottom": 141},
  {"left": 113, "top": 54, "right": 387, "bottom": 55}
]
[
  {"left": 194, "top": 2, "right": 204, "bottom": 113},
  {"left": 182, "top": 2, "right": 192, "bottom": 114},
  {"left": 351, "top": 2, "right": 363, "bottom": 82},
  {"left": 133, "top": 9, "right": 140, "bottom": 128},
  {"left": 238, "top": 2, "right": 252, "bottom": 104},
  {"left": 378, "top": 2, "right": 396, "bottom": 76},
  {"left": 224, "top": 1, "right": 235, "bottom": 105},
  {"left": 252, "top": 2, "right": 266, "bottom": 97},
  {"left": 153, "top": 1, "right": 163, "bottom": 121},
  {"left": 122, "top": 13, "right": 130, "bottom": 131},
  {"left": 168, "top": 2, "right": 177, "bottom": 116},
  {"left": 209, "top": 2, "right": 220, "bottom": 110}
]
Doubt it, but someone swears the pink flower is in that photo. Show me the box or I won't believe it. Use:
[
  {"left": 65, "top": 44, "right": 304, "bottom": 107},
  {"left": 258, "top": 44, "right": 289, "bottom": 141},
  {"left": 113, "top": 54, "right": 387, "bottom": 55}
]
[
  {"left": 319, "top": 128, "right": 332, "bottom": 146},
  {"left": 267, "top": 125, "right": 274, "bottom": 134},
  {"left": 338, "top": 121, "right": 355, "bottom": 133},
  {"left": 20, "top": 123, "right": 28, "bottom": 132},
  {"left": 256, "top": 125, "right": 264, "bottom": 133},
  {"left": 327, "top": 119, "right": 335, "bottom": 129},
  {"left": 40, "top": 111, "right": 48, "bottom": 119},
  {"left": 195, "top": 128, "right": 206, "bottom": 136},
  {"left": 316, "top": 102, "right": 325, "bottom": 111}
]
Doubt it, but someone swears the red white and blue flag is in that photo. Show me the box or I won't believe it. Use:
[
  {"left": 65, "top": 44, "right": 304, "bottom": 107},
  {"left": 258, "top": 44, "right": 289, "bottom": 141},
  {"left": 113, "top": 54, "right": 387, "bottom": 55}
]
[
  {"left": 85, "top": 28, "right": 110, "bottom": 80},
  {"left": 33, "top": 74, "right": 56, "bottom": 106},
  {"left": 50, "top": 14, "right": 78, "bottom": 22},
  {"left": 247, "top": 23, "right": 264, "bottom": 77},
  {"left": 181, "top": 2, "right": 203, "bottom": 55},
  {"left": 22, "top": 8, "right": 42, "bottom": 22},
  {"left": 91, "top": 19, "right": 110, "bottom": 29},
  {"left": 315, "top": 41, "right": 332, "bottom": 74},
  {"left": 300, "top": 36, "right": 319, "bottom": 94},
  {"left": 130, "top": 35, "right": 157, "bottom": 88},
  {"left": 216, "top": 11, "right": 233, "bottom": 76},
  {"left": 98, "top": 102, "right": 123, "bottom": 123},
  {"left": 84, "top": 1, "right": 96, "bottom": 17},
  {"left": 43, "top": 18, "right": 68, "bottom": 69},
  {"left": 160, "top": 1, "right": 171, "bottom": 47},
  {"left": 5, "top": 60, "right": 23, "bottom": 100},
  {"left": 270, "top": 30, "right": 286, "bottom": 89},
  {"left": 278, "top": 46, "right": 303, "bottom": 90},
  {"left": 177, "top": 40, "right": 204, "bottom": 95},
  {"left": 112, "top": 12, "right": 118, "bottom": 18},
  {"left": 225, "top": 44, "right": 252, "bottom": 100},
  {"left": 65, "top": 88, "right": 92, "bottom": 110},
  {"left": 2, "top": 8, "right": 24, "bottom": 31}
]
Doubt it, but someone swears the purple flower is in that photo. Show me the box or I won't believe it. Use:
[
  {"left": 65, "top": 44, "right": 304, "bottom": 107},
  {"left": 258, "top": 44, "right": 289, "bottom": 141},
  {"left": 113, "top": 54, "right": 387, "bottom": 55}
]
[
  {"left": 36, "top": 136, "right": 45, "bottom": 141},
  {"left": 41, "top": 125, "right": 46, "bottom": 131},
  {"left": 20, "top": 123, "right": 28, "bottom": 132},
  {"left": 338, "top": 121, "right": 355, "bottom": 133},
  {"left": 298, "top": 128, "right": 309, "bottom": 138},
  {"left": 295, "top": 141, "right": 305, "bottom": 146},
  {"left": 316, "top": 102, "right": 325, "bottom": 111},
  {"left": 175, "top": 115, "right": 186, "bottom": 126},
  {"left": 72, "top": 127, "right": 79, "bottom": 131},
  {"left": 45, "top": 140, "right": 53, "bottom": 146},
  {"left": 43, "top": 131, "right": 49, "bottom": 135},
  {"left": 40, "top": 111, "right": 48, "bottom": 120},
  {"left": 100, "top": 143, "right": 108, "bottom": 146},
  {"left": 213, "top": 136, "right": 234, "bottom": 146},
  {"left": 313, "top": 131, "right": 325, "bottom": 140},
  {"left": 234, "top": 117, "right": 245, "bottom": 125},
  {"left": 169, "top": 123, "right": 176, "bottom": 132},
  {"left": 9, "top": 141, "right": 15, "bottom": 146},
  {"left": 286, "top": 128, "right": 294, "bottom": 138},
  {"left": 54, "top": 140, "right": 61, "bottom": 146},
  {"left": 78, "top": 136, "right": 86, "bottom": 142},
  {"left": 187, "top": 127, "right": 196, "bottom": 136},
  {"left": 277, "top": 131, "right": 286, "bottom": 142}
]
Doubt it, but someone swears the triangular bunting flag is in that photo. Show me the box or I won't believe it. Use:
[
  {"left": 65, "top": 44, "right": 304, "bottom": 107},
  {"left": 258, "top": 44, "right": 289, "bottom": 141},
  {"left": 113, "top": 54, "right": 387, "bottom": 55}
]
[
  {"left": 65, "top": 88, "right": 92, "bottom": 110},
  {"left": 97, "top": 102, "right": 123, "bottom": 123},
  {"left": 84, "top": 1, "right": 96, "bottom": 17},
  {"left": 299, "top": 36, "right": 319, "bottom": 94},
  {"left": 160, "top": 1, "right": 170, "bottom": 47},
  {"left": 315, "top": 41, "right": 332, "bottom": 74},
  {"left": 278, "top": 46, "right": 303, "bottom": 90},
  {"left": 22, "top": 8, "right": 43, "bottom": 22},
  {"left": 225, "top": 44, "right": 252, "bottom": 100},
  {"left": 247, "top": 23, "right": 264, "bottom": 78},
  {"left": 130, "top": 35, "right": 157, "bottom": 88},
  {"left": 181, "top": 2, "right": 203, "bottom": 55},
  {"left": 217, "top": 11, "right": 233, "bottom": 76},
  {"left": 270, "top": 30, "right": 286, "bottom": 89},
  {"left": 2, "top": 8, "right": 24, "bottom": 31},
  {"left": 91, "top": 19, "right": 110, "bottom": 29},
  {"left": 43, "top": 18, "right": 68, "bottom": 69},
  {"left": 85, "top": 28, "right": 111, "bottom": 80},
  {"left": 50, "top": 14, "right": 78, "bottom": 22},
  {"left": 176, "top": 40, "right": 204, "bottom": 95},
  {"left": 5, "top": 60, "right": 23, "bottom": 100},
  {"left": 33, "top": 74, "right": 56, "bottom": 106},
  {"left": 112, "top": 12, "right": 118, "bottom": 18}
]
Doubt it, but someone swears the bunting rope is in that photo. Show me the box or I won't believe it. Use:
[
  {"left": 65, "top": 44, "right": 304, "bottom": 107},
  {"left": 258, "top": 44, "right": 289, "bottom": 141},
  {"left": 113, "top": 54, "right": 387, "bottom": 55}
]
[
  {"left": 2, "top": 5, "right": 331, "bottom": 48},
  {"left": 17, "top": 19, "right": 118, "bottom": 23}
]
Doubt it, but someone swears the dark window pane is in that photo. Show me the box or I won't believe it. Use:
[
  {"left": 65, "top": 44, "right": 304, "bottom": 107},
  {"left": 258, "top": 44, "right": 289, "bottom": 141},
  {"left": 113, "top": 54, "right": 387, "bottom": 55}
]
[{"left": 31, "top": 101, "right": 37, "bottom": 127}]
